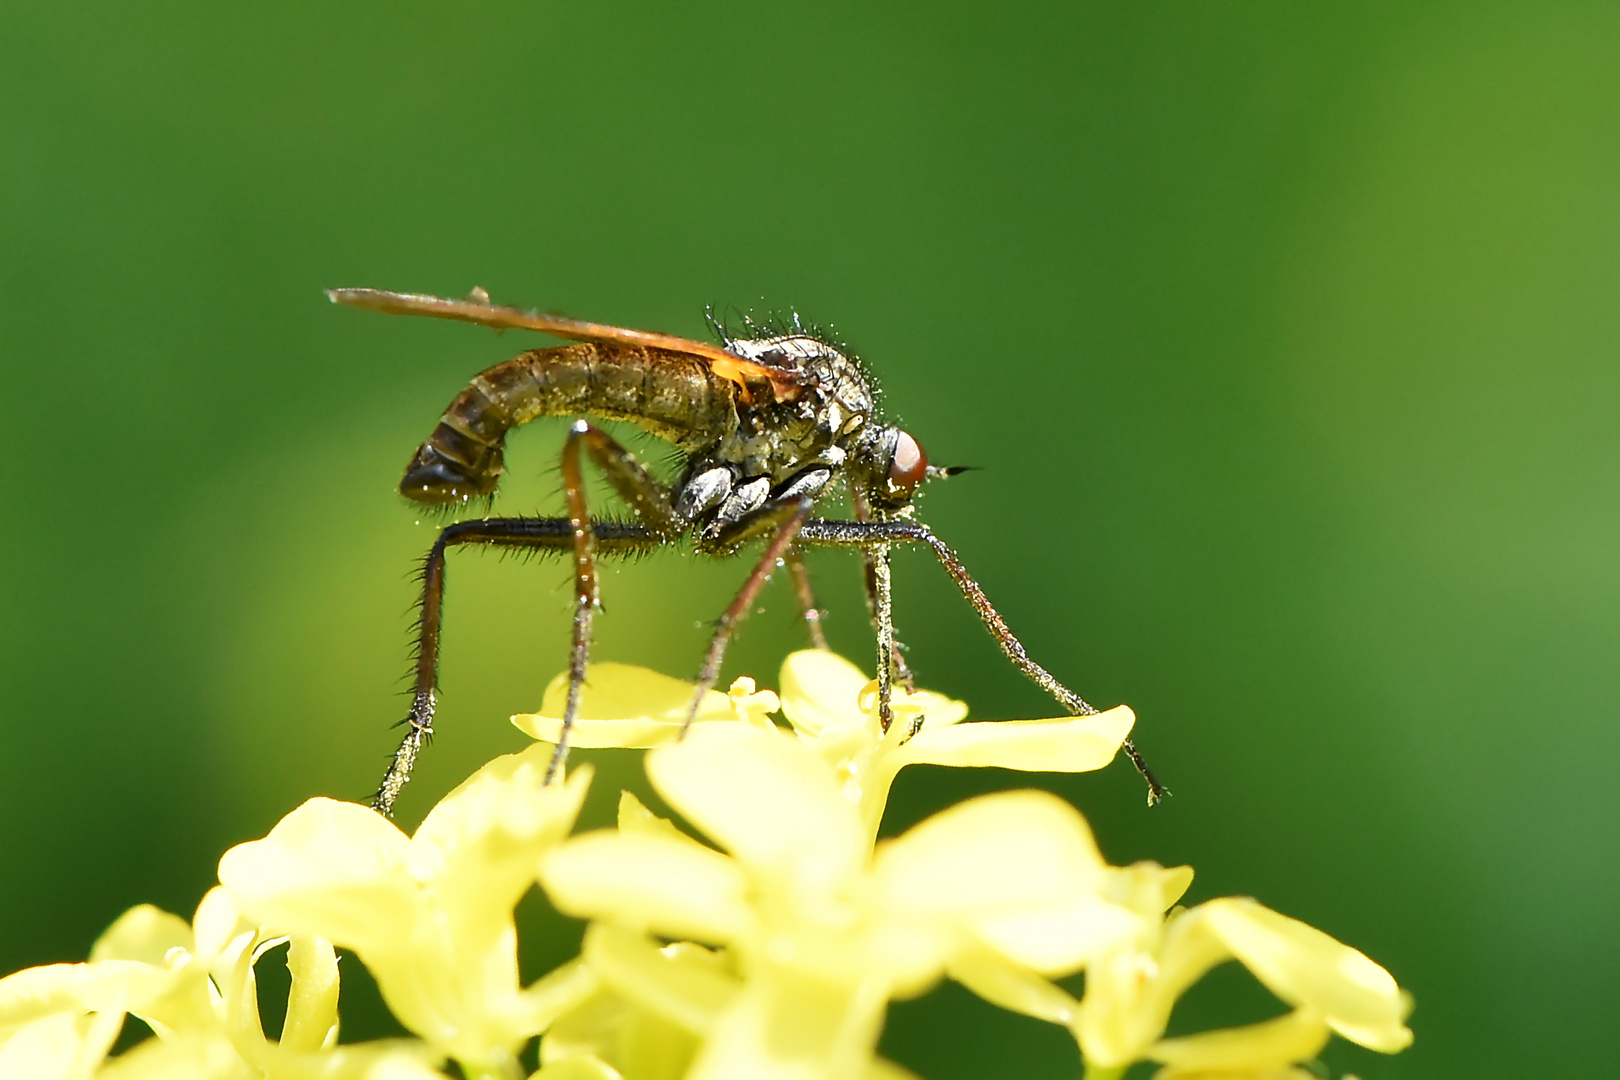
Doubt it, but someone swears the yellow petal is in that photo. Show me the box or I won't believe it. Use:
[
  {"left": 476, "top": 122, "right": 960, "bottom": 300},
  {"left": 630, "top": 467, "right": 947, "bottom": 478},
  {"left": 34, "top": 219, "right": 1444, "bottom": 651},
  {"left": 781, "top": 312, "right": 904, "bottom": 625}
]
[
  {"left": 1149, "top": 1008, "right": 1331, "bottom": 1070},
  {"left": 87, "top": 904, "right": 228, "bottom": 1038},
  {"left": 1152, "top": 1067, "right": 1318, "bottom": 1080},
  {"left": 541, "top": 832, "right": 752, "bottom": 945},
  {"left": 613, "top": 791, "right": 730, "bottom": 858},
  {"left": 779, "top": 651, "right": 970, "bottom": 741},
  {"left": 531, "top": 1055, "right": 625, "bottom": 1080},
  {"left": 225, "top": 762, "right": 591, "bottom": 1066},
  {"left": 0, "top": 961, "right": 169, "bottom": 1026},
  {"left": 647, "top": 725, "right": 865, "bottom": 887},
  {"left": 975, "top": 893, "right": 1146, "bottom": 975},
  {"left": 510, "top": 960, "right": 603, "bottom": 1048},
  {"left": 875, "top": 791, "right": 1108, "bottom": 920},
  {"left": 0, "top": 964, "right": 100, "bottom": 1027},
  {"left": 686, "top": 965, "right": 889, "bottom": 1080},
  {"left": 1103, "top": 862, "right": 1196, "bottom": 918},
  {"left": 540, "top": 934, "right": 724, "bottom": 1080},
  {"left": 582, "top": 925, "right": 738, "bottom": 1036},
  {"left": 1198, "top": 900, "right": 1413, "bottom": 1053},
  {"left": 513, "top": 664, "right": 734, "bottom": 747},
  {"left": 413, "top": 749, "right": 591, "bottom": 872},
  {"left": 280, "top": 938, "right": 340, "bottom": 1053},
  {"left": 615, "top": 791, "right": 700, "bottom": 846},
  {"left": 191, "top": 888, "right": 250, "bottom": 968},
  {"left": 873, "top": 791, "right": 1139, "bottom": 978},
  {"left": 513, "top": 714, "right": 717, "bottom": 749},
  {"left": 1073, "top": 945, "right": 1188, "bottom": 1068},
  {"left": 860, "top": 682, "right": 970, "bottom": 734},
  {"left": 867, "top": 1058, "right": 924, "bottom": 1080},
  {"left": 538, "top": 986, "right": 626, "bottom": 1070},
  {"left": 217, "top": 798, "right": 416, "bottom": 952},
  {"left": 1071, "top": 897, "right": 1242, "bottom": 1068},
  {"left": 1, "top": 1011, "right": 124, "bottom": 1080},
  {"left": 777, "top": 650, "right": 872, "bottom": 736},
  {"left": 90, "top": 906, "right": 193, "bottom": 967},
  {"left": 947, "top": 948, "right": 1080, "bottom": 1025},
  {"left": 892, "top": 707, "right": 1134, "bottom": 773},
  {"left": 247, "top": 1036, "right": 450, "bottom": 1079}
]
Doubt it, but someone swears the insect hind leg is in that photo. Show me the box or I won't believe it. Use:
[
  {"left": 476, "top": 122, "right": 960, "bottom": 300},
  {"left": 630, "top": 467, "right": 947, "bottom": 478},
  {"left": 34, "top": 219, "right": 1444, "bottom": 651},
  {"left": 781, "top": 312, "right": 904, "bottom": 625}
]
[{"left": 372, "top": 514, "right": 661, "bottom": 817}]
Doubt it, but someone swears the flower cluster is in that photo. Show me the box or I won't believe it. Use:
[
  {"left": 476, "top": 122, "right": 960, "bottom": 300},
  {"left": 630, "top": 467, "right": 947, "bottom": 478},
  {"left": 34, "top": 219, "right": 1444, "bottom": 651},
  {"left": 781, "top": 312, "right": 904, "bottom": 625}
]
[{"left": 0, "top": 650, "right": 1411, "bottom": 1080}]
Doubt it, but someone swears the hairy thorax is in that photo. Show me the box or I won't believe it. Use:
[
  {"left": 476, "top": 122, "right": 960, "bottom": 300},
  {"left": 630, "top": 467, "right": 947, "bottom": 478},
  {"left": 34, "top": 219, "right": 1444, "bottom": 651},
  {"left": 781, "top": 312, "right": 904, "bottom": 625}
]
[{"left": 675, "top": 333, "right": 883, "bottom": 539}]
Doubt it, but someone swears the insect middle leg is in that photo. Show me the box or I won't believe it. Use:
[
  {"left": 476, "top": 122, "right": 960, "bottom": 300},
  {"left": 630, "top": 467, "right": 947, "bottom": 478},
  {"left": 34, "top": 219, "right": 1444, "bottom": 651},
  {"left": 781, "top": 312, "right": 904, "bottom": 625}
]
[{"left": 552, "top": 420, "right": 687, "bottom": 783}]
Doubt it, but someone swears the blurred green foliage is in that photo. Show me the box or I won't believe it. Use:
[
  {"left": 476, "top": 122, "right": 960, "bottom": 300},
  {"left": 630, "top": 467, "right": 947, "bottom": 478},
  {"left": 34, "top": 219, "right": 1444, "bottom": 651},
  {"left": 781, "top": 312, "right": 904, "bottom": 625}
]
[{"left": 3, "top": 3, "right": 1616, "bottom": 1077}]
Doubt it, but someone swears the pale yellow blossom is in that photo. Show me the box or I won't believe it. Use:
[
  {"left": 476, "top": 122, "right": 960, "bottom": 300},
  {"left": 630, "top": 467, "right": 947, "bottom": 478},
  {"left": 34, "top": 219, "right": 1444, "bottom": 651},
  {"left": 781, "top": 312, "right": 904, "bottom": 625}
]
[
  {"left": 0, "top": 889, "right": 438, "bottom": 1079},
  {"left": 0, "top": 650, "right": 1412, "bottom": 1080},
  {"left": 538, "top": 721, "right": 1140, "bottom": 1080},
  {"left": 535, "top": 795, "right": 923, "bottom": 1080},
  {"left": 524, "top": 656, "right": 1409, "bottom": 1080},
  {"left": 1079, "top": 893, "right": 1412, "bottom": 1070},
  {"left": 219, "top": 744, "right": 599, "bottom": 1077},
  {"left": 955, "top": 859, "right": 1412, "bottom": 1077},
  {"left": 515, "top": 649, "right": 1135, "bottom": 839},
  {"left": 535, "top": 924, "right": 727, "bottom": 1080}
]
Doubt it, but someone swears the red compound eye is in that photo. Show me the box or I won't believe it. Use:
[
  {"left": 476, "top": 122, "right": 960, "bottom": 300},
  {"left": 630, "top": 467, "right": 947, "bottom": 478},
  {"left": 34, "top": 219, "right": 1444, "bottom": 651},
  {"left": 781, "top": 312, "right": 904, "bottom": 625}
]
[{"left": 888, "top": 429, "right": 929, "bottom": 495}]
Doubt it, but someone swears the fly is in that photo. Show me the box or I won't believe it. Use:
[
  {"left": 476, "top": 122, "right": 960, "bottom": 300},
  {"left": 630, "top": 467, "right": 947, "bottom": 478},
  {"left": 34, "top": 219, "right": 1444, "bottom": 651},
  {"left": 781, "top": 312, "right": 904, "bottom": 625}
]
[{"left": 328, "top": 287, "right": 1166, "bottom": 813}]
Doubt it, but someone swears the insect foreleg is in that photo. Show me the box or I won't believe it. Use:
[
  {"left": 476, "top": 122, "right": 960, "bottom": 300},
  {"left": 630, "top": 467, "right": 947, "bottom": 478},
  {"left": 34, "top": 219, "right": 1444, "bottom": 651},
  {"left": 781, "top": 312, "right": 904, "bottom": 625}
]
[
  {"left": 852, "top": 491, "right": 916, "bottom": 696},
  {"left": 797, "top": 518, "right": 1168, "bottom": 805},
  {"left": 681, "top": 498, "right": 815, "bottom": 733},
  {"left": 373, "top": 516, "right": 660, "bottom": 817},
  {"left": 868, "top": 542, "right": 898, "bottom": 733}
]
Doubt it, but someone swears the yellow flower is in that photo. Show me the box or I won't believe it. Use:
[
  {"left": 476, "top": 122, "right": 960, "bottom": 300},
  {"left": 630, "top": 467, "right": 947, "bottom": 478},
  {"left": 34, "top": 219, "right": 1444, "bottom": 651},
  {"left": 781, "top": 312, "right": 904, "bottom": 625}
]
[
  {"left": 1082, "top": 892, "right": 1411, "bottom": 1071},
  {"left": 218, "top": 744, "right": 598, "bottom": 1077},
  {"left": 535, "top": 926, "right": 923, "bottom": 1080},
  {"left": 0, "top": 897, "right": 228, "bottom": 1077},
  {"left": 538, "top": 721, "right": 1144, "bottom": 1080},
  {"left": 0, "top": 649, "right": 1411, "bottom": 1080},
  {"left": 954, "top": 860, "right": 1413, "bottom": 1078},
  {"left": 517, "top": 651, "right": 1410, "bottom": 1079},
  {"left": 0, "top": 889, "right": 438, "bottom": 1079},
  {"left": 535, "top": 796, "right": 925, "bottom": 1080},
  {"left": 515, "top": 649, "right": 1136, "bottom": 839},
  {"left": 535, "top": 922, "right": 729, "bottom": 1080}
]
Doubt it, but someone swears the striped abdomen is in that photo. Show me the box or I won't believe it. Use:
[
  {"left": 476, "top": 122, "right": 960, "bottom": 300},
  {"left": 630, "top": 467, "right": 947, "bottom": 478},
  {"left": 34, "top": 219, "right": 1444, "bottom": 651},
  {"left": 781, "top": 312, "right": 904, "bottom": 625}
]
[{"left": 402, "top": 342, "right": 737, "bottom": 505}]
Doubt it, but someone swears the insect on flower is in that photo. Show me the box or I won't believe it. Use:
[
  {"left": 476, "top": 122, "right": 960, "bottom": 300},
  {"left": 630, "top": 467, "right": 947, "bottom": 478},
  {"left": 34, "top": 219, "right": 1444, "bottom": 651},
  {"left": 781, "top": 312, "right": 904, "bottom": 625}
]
[{"left": 328, "top": 287, "right": 1165, "bottom": 814}]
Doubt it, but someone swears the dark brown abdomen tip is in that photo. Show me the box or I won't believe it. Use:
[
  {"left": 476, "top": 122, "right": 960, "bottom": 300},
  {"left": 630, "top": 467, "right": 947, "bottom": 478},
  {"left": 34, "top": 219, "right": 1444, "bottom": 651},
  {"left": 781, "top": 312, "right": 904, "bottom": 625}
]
[{"left": 399, "top": 426, "right": 503, "bottom": 505}]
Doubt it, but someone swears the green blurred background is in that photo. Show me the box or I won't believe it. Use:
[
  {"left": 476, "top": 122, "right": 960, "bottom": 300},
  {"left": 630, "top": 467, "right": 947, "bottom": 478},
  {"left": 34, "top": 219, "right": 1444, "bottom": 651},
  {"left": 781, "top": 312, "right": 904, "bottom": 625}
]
[{"left": 3, "top": 2, "right": 1616, "bottom": 1076}]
